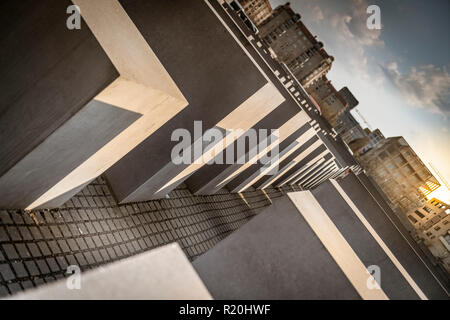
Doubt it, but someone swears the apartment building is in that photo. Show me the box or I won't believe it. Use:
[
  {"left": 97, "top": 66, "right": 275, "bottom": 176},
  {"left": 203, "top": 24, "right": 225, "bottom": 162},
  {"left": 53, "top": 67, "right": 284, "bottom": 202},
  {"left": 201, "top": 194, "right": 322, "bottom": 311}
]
[
  {"left": 408, "top": 198, "right": 450, "bottom": 273},
  {"left": 258, "top": 4, "right": 333, "bottom": 87},
  {"left": 358, "top": 137, "right": 441, "bottom": 215},
  {"left": 239, "top": 0, "right": 273, "bottom": 26}
]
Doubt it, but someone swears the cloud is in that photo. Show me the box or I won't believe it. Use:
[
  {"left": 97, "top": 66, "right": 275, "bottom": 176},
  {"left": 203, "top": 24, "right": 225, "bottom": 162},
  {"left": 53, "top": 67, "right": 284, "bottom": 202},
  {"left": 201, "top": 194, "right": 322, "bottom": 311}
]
[
  {"left": 320, "top": 0, "right": 384, "bottom": 83},
  {"left": 381, "top": 62, "right": 450, "bottom": 116},
  {"left": 311, "top": 5, "right": 324, "bottom": 21},
  {"left": 326, "top": 0, "right": 384, "bottom": 47},
  {"left": 345, "top": 0, "right": 384, "bottom": 46}
]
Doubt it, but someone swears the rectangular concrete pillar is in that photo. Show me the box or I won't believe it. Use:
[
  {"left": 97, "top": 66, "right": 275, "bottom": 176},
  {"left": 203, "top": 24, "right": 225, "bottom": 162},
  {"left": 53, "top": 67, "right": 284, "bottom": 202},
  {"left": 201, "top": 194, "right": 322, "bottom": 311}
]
[
  {"left": 226, "top": 126, "right": 319, "bottom": 193},
  {"left": 186, "top": 110, "right": 311, "bottom": 195},
  {"left": 328, "top": 173, "right": 449, "bottom": 299},
  {"left": 183, "top": 2, "right": 321, "bottom": 196},
  {"left": 275, "top": 150, "right": 332, "bottom": 187},
  {"left": 298, "top": 158, "right": 336, "bottom": 188},
  {"left": 302, "top": 163, "right": 339, "bottom": 189},
  {"left": 0, "top": 0, "right": 188, "bottom": 209},
  {"left": 193, "top": 195, "right": 363, "bottom": 299},
  {"left": 194, "top": 183, "right": 448, "bottom": 299},
  {"left": 10, "top": 243, "right": 212, "bottom": 300},
  {"left": 103, "top": 0, "right": 284, "bottom": 203},
  {"left": 255, "top": 137, "right": 325, "bottom": 189},
  {"left": 306, "top": 164, "right": 343, "bottom": 189}
]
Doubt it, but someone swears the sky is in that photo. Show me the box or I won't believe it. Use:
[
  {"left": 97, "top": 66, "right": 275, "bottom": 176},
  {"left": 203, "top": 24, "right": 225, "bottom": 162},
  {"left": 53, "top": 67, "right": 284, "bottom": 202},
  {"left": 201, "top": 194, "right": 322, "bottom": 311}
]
[{"left": 269, "top": 0, "right": 450, "bottom": 202}]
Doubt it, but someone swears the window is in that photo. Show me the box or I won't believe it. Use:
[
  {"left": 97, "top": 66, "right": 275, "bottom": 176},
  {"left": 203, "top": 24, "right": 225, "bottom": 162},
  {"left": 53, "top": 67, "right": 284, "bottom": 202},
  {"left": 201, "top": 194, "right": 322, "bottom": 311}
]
[
  {"left": 410, "top": 175, "right": 421, "bottom": 184},
  {"left": 394, "top": 155, "right": 407, "bottom": 165},
  {"left": 434, "top": 226, "right": 441, "bottom": 231},
  {"left": 422, "top": 206, "right": 432, "bottom": 213},
  {"left": 377, "top": 168, "right": 387, "bottom": 177},
  {"left": 415, "top": 210, "right": 425, "bottom": 218},
  {"left": 387, "top": 145, "right": 397, "bottom": 155},
  {"left": 408, "top": 215, "right": 418, "bottom": 223},
  {"left": 386, "top": 162, "right": 395, "bottom": 170},
  {"left": 402, "top": 165, "right": 414, "bottom": 175},
  {"left": 379, "top": 151, "right": 389, "bottom": 160}
]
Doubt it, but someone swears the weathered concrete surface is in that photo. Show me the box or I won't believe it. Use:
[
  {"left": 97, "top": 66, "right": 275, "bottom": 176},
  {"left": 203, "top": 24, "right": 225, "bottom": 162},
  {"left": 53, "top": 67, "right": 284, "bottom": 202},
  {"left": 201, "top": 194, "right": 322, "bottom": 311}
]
[
  {"left": 312, "top": 180, "right": 421, "bottom": 299},
  {"left": 184, "top": 3, "right": 309, "bottom": 196},
  {"left": 334, "top": 173, "right": 450, "bottom": 299},
  {"left": 0, "top": 0, "right": 188, "bottom": 209},
  {"left": 0, "top": 0, "right": 119, "bottom": 179},
  {"left": 193, "top": 195, "right": 361, "bottom": 300},
  {"left": 0, "top": 0, "right": 119, "bottom": 209},
  {"left": 9, "top": 243, "right": 212, "bottom": 300},
  {"left": 225, "top": 125, "right": 317, "bottom": 192},
  {"left": 105, "top": 0, "right": 284, "bottom": 203},
  {"left": 274, "top": 150, "right": 332, "bottom": 187},
  {"left": 0, "top": 102, "right": 140, "bottom": 209}
]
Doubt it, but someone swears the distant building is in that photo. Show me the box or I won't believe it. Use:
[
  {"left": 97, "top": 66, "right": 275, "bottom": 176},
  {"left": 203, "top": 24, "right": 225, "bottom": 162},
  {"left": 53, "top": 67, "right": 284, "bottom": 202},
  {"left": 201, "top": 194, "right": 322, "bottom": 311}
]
[
  {"left": 337, "top": 117, "right": 368, "bottom": 154},
  {"left": 334, "top": 110, "right": 366, "bottom": 141},
  {"left": 339, "top": 87, "right": 359, "bottom": 110},
  {"left": 358, "top": 137, "right": 441, "bottom": 216},
  {"left": 258, "top": 4, "right": 333, "bottom": 87},
  {"left": 357, "top": 128, "right": 385, "bottom": 155},
  {"left": 306, "top": 76, "right": 347, "bottom": 126},
  {"left": 239, "top": 0, "right": 273, "bottom": 26},
  {"left": 408, "top": 198, "right": 450, "bottom": 273},
  {"left": 307, "top": 79, "right": 365, "bottom": 151}
]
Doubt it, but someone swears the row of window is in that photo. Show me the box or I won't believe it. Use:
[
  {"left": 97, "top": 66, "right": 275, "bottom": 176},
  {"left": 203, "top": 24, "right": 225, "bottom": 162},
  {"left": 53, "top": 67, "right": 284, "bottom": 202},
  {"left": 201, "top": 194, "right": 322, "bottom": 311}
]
[{"left": 262, "top": 17, "right": 298, "bottom": 44}]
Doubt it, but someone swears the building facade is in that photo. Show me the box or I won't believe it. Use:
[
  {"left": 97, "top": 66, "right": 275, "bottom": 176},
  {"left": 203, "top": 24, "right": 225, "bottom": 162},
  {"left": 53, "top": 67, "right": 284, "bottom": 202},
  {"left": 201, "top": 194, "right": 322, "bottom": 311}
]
[
  {"left": 407, "top": 198, "right": 450, "bottom": 273},
  {"left": 357, "top": 128, "right": 385, "bottom": 156},
  {"left": 306, "top": 76, "right": 348, "bottom": 126},
  {"left": 358, "top": 137, "right": 441, "bottom": 215},
  {"left": 339, "top": 87, "right": 359, "bottom": 110},
  {"left": 258, "top": 4, "right": 334, "bottom": 87},
  {"left": 239, "top": 0, "right": 273, "bottom": 26}
]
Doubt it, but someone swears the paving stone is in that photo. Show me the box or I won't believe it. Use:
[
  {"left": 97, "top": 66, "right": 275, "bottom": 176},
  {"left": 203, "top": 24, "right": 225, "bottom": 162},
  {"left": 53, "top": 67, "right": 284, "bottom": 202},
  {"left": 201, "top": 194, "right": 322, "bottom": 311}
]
[
  {"left": 26, "top": 243, "right": 41, "bottom": 258},
  {"left": 0, "top": 263, "right": 15, "bottom": 281},
  {"left": 0, "top": 226, "right": 8, "bottom": 242},
  {"left": 36, "top": 260, "right": 50, "bottom": 275},
  {"left": 6, "top": 226, "right": 21, "bottom": 241},
  {"left": 24, "top": 261, "right": 39, "bottom": 276},
  {"left": 7, "top": 283, "right": 22, "bottom": 294},
  {"left": 0, "top": 177, "right": 269, "bottom": 298},
  {"left": 12, "top": 262, "right": 28, "bottom": 278},
  {"left": 2, "top": 244, "right": 19, "bottom": 260},
  {"left": 46, "top": 258, "right": 60, "bottom": 273},
  {"left": 37, "top": 242, "right": 51, "bottom": 256}
]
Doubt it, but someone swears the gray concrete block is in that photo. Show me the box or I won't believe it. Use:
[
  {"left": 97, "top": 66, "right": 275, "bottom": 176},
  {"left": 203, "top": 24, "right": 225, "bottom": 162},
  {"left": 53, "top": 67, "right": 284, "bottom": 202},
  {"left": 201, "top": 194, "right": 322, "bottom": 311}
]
[
  {"left": 193, "top": 196, "right": 361, "bottom": 299},
  {"left": 105, "top": 0, "right": 276, "bottom": 203}
]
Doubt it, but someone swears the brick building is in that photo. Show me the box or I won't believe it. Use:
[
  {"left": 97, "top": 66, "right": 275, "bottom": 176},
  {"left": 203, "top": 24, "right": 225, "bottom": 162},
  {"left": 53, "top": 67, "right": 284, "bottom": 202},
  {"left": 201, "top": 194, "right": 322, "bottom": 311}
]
[
  {"left": 358, "top": 137, "right": 441, "bottom": 218},
  {"left": 307, "top": 76, "right": 348, "bottom": 127},
  {"left": 407, "top": 198, "right": 450, "bottom": 273},
  {"left": 239, "top": 0, "right": 273, "bottom": 26},
  {"left": 258, "top": 4, "right": 333, "bottom": 87}
]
